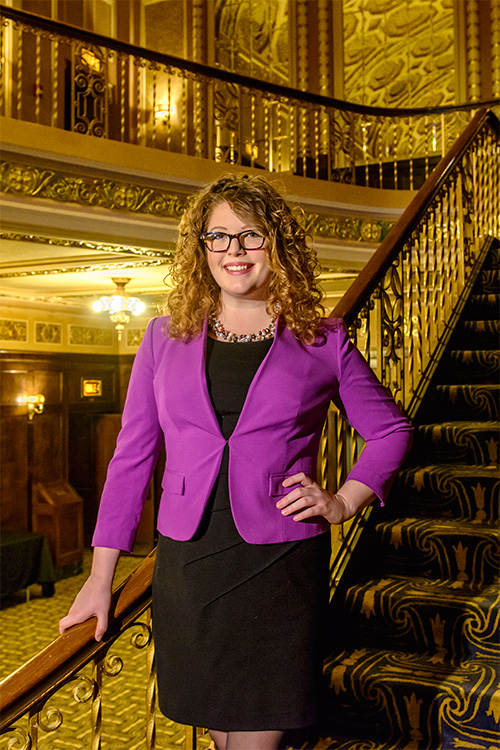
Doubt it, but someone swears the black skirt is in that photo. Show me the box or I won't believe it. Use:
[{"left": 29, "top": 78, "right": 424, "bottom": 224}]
[{"left": 152, "top": 338, "right": 331, "bottom": 731}]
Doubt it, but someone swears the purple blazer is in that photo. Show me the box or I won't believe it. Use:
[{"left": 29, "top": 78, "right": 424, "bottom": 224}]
[{"left": 92, "top": 317, "right": 413, "bottom": 551}]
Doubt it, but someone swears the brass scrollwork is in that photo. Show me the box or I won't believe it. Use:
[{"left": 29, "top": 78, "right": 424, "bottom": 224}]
[
  {"left": 0, "top": 725, "right": 31, "bottom": 750},
  {"left": 70, "top": 673, "right": 95, "bottom": 703},
  {"left": 102, "top": 653, "right": 124, "bottom": 677},
  {"left": 128, "top": 620, "right": 152, "bottom": 649},
  {"left": 37, "top": 705, "right": 63, "bottom": 733}
]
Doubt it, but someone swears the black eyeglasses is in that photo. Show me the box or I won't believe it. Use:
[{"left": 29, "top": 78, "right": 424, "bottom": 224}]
[{"left": 199, "top": 230, "right": 267, "bottom": 253}]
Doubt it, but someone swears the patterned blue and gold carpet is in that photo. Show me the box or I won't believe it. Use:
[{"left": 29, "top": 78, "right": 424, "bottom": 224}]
[{"left": 320, "top": 243, "right": 500, "bottom": 749}]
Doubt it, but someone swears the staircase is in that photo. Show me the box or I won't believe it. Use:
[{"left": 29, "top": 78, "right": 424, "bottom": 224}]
[{"left": 321, "top": 241, "right": 500, "bottom": 750}]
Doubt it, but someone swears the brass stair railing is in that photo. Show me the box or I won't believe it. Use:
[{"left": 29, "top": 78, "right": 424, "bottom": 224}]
[
  {"left": 0, "top": 5, "right": 499, "bottom": 190},
  {"left": 321, "top": 108, "right": 499, "bottom": 583},
  {"left": 0, "top": 111, "right": 498, "bottom": 750}
]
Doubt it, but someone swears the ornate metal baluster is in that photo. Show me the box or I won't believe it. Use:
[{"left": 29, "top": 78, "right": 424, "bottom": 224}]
[
  {"left": 408, "top": 115, "right": 414, "bottom": 190},
  {"left": 91, "top": 657, "right": 103, "bottom": 750},
  {"left": 362, "top": 117, "right": 369, "bottom": 186},
  {"left": 181, "top": 73, "right": 187, "bottom": 155},
  {"left": 119, "top": 53, "right": 126, "bottom": 141},
  {"left": 135, "top": 56, "right": 144, "bottom": 146},
  {"left": 52, "top": 36, "right": 59, "bottom": 129},
  {"left": 264, "top": 97, "right": 270, "bottom": 171},
  {"left": 287, "top": 99, "right": 296, "bottom": 176},
  {"left": 424, "top": 115, "right": 429, "bottom": 180},
  {"left": 249, "top": 90, "right": 256, "bottom": 168},
  {"left": 402, "top": 240, "right": 413, "bottom": 406},
  {"left": 392, "top": 118, "right": 398, "bottom": 189},
  {"left": 314, "top": 107, "right": 320, "bottom": 179},
  {"left": 28, "top": 706, "right": 39, "bottom": 748},
  {"left": 410, "top": 231, "right": 422, "bottom": 398},
  {"left": 146, "top": 609, "right": 156, "bottom": 750},
  {"left": 34, "top": 29, "right": 41, "bottom": 124},
  {"left": 151, "top": 65, "right": 157, "bottom": 147},
  {"left": 300, "top": 103, "right": 307, "bottom": 177},
  {"left": 16, "top": 22, "right": 23, "bottom": 119},
  {"left": 350, "top": 113, "right": 356, "bottom": 184},
  {"left": 378, "top": 116, "right": 383, "bottom": 188}
]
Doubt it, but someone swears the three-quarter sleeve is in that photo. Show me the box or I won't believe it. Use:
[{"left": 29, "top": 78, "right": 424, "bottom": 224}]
[
  {"left": 92, "top": 318, "right": 163, "bottom": 552},
  {"left": 331, "top": 321, "right": 413, "bottom": 502}
]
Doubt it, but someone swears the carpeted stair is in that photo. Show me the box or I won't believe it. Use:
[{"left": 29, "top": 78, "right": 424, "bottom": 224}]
[{"left": 319, "top": 241, "right": 500, "bottom": 750}]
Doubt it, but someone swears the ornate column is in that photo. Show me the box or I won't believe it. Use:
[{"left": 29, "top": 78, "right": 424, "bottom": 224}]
[
  {"left": 492, "top": 0, "right": 500, "bottom": 98},
  {"left": 192, "top": 0, "right": 208, "bottom": 158},
  {"left": 465, "top": 0, "right": 481, "bottom": 101}
]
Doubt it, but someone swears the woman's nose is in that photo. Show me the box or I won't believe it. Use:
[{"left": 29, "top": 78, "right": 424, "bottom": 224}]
[{"left": 226, "top": 236, "right": 245, "bottom": 255}]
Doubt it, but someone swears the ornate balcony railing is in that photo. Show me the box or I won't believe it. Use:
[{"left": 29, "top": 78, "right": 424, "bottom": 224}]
[
  {"left": 1, "top": 107, "right": 498, "bottom": 750},
  {"left": 0, "top": 5, "right": 498, "bottom": 190}
]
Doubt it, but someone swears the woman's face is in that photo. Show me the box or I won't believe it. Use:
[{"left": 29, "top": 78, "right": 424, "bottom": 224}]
[{"left": 204, "top": 201, "right": 271, "bottom": 306}]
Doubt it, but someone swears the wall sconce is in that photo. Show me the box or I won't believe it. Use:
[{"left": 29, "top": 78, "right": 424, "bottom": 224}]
[
  {"left": 17, "top": 394, "right": 45, "bottom": 420},
  {"left": 92, "top": 277, "right": 146, "bottom": 341},
  {"left": 154, "top": 102, "right": 177, "bottom": 124}
]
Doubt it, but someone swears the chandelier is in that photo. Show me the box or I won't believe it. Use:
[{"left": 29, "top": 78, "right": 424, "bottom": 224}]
[{"left": 92, "top": 277, "right": 146, "bottom": 340}]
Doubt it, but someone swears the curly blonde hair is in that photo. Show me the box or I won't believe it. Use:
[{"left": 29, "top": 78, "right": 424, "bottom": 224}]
[{"left": 164, "top": 174, "right": 324, "bottom": 343}]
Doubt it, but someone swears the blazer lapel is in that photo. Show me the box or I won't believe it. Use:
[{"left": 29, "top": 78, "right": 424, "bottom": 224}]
[{"left": 167, "top": 319, "right": 223, "bottom": 438}]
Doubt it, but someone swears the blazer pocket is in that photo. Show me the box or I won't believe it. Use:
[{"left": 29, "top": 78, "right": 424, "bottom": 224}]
[
  {"left": 162, "top": 468, "right": 185, "bottom": 495},
  {"left": 269, "top": 472, "right": 303, "bottom": 497}
]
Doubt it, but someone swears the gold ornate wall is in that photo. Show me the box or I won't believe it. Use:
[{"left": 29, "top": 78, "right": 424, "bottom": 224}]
[
  {"left": 342, "top": 0, "right": 455, "bottom": 107},
  {"left": 214, "top": 0, "right": 290, "bottom": 83},
  {"left": 13, "top": 0, "right": 499, "bottom": 105}
]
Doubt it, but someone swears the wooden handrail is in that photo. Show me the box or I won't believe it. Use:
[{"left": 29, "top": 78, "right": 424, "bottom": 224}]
[
  {"left": 1, "top": 4, "right": 499, "bottom": 119},
  {"left": 331, "top": 108, "right": 499, "bottom": 325},
  {"left": 0, "top": 550, "right": 156, "bottom": 729}
]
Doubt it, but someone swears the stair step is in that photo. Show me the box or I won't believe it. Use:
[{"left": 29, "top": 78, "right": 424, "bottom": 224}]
[
  {"left": 336, "top": 575, "right": 500, "bottom": 662},
  {"left": 466, "top": 293, "right": 500, "bottom": 319},
  {"left": 481, "top": 244, "right": 500, "bottom": 271},
  {"left": 450, "top": 319, "right": 500, "bottom": 349},
  {"left": 473, "top": 268, "right": 500, "bottom": 294},
  {"left": 368, "top": 516, "right": 499, "bottom": 586},
  {"left": 419, "top": 383, "right": 500, "bottom": 420},
  {"left": 414, "top": 421, "right": 499, "bottom": 464},
  {"left": 322, "top": 647, "right": 500, "bottom": 749},
  {"left": 392, "top": 462, "right": 500, "bottom": 523},
  {"left": 439, "top": 349, "right": 500, "bottom": 383}
]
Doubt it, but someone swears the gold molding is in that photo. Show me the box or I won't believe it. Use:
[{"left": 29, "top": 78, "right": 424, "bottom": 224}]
[
  {"left": 0, "top": 161, "right": 189, "bottom": 218},
  {"left": 0, "top": 161, "right": 394, "bottom": 244},
  {"left": 0, "top": 259, "right": 169, "bottom": 279},
  {"left": 0, "top": 232, "right": 173, "bottom": 258}
]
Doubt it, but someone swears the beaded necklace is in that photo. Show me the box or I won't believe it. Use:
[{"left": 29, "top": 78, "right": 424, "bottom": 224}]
[{"left": 209, "top": 315, "right": 277, "bottom": 343}]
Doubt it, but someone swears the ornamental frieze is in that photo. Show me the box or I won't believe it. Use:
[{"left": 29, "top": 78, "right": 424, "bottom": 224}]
[
  {"left": 302, "top": 212, "right": 394, "bottom": 244},
  {"left": 0, "top": 160, "right": 395, "bottom": 243},
  {"left": 0, "top": 161, "right": 189, "bottom": 218}
]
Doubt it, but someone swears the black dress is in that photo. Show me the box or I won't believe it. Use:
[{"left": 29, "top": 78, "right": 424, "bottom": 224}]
[{"left": 152, "top": 337, "right": 331, "bottom": 732}]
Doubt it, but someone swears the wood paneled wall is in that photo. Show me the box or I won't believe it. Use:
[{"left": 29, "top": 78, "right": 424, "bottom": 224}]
[{"left": 0, "top": 351, "right": 134, "bottom": 545}]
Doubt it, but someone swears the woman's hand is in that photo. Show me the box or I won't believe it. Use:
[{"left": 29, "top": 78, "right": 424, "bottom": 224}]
[
  {"left": 58, "top": 546, "right": 120, "bottom": 642},
  {"left": 58, "top": 575, "right": 112, "bottom": 642},
  {"left": 277, "top": 474, "right": 376, "bottom": 525}
]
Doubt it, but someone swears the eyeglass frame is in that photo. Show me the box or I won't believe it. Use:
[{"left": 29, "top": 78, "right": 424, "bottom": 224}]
[{"left": 199, "top": 230, "right": 267, "bottom": 253}]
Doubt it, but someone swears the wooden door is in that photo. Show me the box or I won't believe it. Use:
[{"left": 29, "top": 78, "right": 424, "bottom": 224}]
[{"left": 0, "top": 360, "right": 65, "bottom": 531}]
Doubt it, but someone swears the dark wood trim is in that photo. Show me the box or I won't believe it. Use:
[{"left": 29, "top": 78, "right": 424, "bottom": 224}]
[
  {"left": 0, "top": 351, "right": 135, "bottom": 366},
  {"left": 1, "top": 5, "right": 499, "bottom": 118}
]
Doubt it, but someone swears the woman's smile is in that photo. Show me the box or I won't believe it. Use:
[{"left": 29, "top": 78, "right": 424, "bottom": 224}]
[{"left": 223, "top": 262, "right": 255, "bottom": 274}]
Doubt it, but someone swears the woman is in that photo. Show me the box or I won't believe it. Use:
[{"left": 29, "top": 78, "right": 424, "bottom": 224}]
[{"left": 60, "top": 174, "right": 412, "bottom": 750}]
